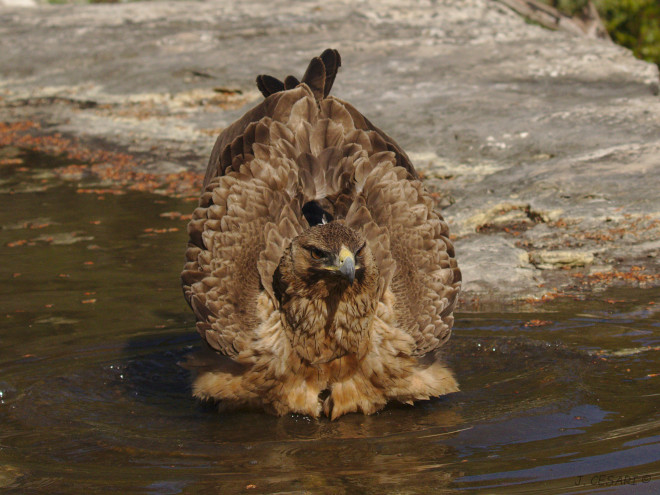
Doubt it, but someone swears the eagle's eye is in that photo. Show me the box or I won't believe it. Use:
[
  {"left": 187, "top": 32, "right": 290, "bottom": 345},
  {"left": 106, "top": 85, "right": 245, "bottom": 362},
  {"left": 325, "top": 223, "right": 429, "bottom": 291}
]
[{"left": 309, "top": 247, "right": 325, "bottom": 260}]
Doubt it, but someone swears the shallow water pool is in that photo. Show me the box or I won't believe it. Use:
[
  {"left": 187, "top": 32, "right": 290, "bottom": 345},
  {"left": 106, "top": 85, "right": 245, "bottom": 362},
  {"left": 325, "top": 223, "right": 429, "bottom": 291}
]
[{"left": 1, "top": 149, "right": 658, "bottom": 493}]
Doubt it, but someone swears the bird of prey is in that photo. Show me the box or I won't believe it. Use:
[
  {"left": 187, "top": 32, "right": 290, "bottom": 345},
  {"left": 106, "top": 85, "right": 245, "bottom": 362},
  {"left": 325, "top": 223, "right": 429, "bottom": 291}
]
[{"left": 181, "top": 49, "right": 461, "bottom": 419}]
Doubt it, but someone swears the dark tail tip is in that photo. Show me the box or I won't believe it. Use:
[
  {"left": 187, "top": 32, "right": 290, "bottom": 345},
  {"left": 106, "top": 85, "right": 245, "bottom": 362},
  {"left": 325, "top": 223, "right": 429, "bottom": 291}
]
[
  {"left": 318, "top": 48, "right": 341, "bottom": 98},
  {"left": 284, "top": 75, "right": 300, "bottom": 90},
  {"left": 255, "top": 48, "right": 342, "bottom": 100},
  {"left": 256, "top": 74, "right": 284, "bottom": 98},
  {"left": 301, "top": 56, "right": 326, "bottom": 101}
]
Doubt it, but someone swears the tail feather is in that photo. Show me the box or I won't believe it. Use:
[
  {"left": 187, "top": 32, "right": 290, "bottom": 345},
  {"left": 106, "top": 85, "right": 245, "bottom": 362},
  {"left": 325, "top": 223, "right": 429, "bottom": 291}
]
[
  {"left": 255, "top": 48, "right": 342, "bottom": 100},
  {"left": 284, "top": 75, "right": 300, "bottom": 90},
  {"left": 301, "top": 56, "right": 326, "bottom": 101},
  {"left": 256, "top": 74, "right": 284, "bottom": 97},
  {"left": 319, "top": 48, "right": 341, "bottom": 98}
]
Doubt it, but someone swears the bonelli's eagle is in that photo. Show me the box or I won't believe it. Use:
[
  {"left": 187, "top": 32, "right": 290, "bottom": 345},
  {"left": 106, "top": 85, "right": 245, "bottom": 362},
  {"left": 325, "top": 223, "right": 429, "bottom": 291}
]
[{"left": 182, "top": 49, "right": 461, "bottom": 419}]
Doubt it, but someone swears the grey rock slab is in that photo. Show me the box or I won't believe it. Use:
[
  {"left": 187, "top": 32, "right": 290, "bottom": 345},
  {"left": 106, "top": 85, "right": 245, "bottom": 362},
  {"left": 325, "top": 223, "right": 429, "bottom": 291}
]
[
  {"left": 454, "top": 234, "right": 538, "bottom": 296},
  {"left": 1, "top": 0, "right": 658, "bottom": 304}
]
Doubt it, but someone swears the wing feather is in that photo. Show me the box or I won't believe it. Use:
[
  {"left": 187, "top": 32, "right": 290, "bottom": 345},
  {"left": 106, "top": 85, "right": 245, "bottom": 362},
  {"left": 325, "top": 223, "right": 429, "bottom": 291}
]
[{"left": 184, "top": 49, "right": 459, "bottom": 360}]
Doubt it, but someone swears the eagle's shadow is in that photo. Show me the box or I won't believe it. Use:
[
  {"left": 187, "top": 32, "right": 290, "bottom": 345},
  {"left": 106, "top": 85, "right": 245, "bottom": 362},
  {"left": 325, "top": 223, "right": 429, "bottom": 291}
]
[{"left": 118, "top": 310, "right": 197, "bottom": 410}]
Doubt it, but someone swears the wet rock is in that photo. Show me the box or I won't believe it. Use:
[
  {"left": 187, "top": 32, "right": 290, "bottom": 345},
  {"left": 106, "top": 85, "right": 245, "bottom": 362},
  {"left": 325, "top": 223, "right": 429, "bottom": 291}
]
[
  {"left": 34, "top": 316, "right": 80, "bottom": 325},
  {"left": 528, "top": 250, "right": 595, "bottom": 269},
  {"left": 455, "top": 235, "right": 537, "bottom": 296},
  {"left": 0, "top": 0, "right": 658, "bottom": 304},
  {"left": 32, "top": 232, "right": 94, "bottom": 245},
  {"left": 461, "top": 202, "right": 562, "bottom": 235}
]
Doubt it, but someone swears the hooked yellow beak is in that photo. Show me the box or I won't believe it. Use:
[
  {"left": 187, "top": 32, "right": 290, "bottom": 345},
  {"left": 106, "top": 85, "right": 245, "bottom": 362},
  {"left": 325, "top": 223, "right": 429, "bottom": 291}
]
[{"left": 338, "top": 247, "right": 355, "bottom": 284}]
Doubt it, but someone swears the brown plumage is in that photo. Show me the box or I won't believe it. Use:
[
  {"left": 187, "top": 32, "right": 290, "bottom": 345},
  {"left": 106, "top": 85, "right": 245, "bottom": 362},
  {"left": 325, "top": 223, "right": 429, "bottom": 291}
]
[{"left": 181, "top": 49, "right": 461, "bottom": 419}]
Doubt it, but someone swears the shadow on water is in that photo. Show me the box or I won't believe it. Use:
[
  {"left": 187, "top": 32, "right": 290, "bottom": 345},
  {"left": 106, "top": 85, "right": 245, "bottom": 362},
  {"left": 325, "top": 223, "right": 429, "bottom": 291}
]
[
  {"left": 1, "top": 149, "right": 659, "bottom": 494},
  {"left": 120, "top": 331, "right": 194, "bottom": 406}
]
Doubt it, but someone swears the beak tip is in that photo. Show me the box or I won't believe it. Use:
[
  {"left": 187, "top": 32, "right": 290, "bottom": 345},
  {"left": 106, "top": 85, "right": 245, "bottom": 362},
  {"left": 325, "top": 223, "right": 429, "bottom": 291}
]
[{"left": 339, "top": 257, "right": 356, "bottom": 284}]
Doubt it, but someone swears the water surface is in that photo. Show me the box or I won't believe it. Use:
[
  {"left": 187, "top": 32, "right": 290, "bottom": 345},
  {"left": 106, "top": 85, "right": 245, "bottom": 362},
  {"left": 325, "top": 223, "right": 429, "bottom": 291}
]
[{"left": 1, "top": 149, "right": 659, "bottom": 493}]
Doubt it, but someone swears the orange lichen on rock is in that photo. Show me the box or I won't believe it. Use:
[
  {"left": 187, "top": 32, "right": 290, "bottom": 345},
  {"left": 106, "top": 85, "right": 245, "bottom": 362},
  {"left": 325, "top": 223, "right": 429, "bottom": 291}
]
[
  {"left": 525, "top": 291, "right": 580, "bottom": 304},
  {"left": 0, "top": 120, "right": 204, "bottom": 198},
  {"left": 573, "top": 266, "right": 659, "bottom": 286}
]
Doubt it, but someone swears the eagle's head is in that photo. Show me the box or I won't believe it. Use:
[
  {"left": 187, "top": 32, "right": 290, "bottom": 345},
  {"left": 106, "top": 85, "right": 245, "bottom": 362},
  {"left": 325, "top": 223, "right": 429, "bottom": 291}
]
[
  {"left": 288, "top": 222, "right": 373, "bottom": 290},
  {"left": 274, "top": 220, "right": 380, "bottom": 307}
]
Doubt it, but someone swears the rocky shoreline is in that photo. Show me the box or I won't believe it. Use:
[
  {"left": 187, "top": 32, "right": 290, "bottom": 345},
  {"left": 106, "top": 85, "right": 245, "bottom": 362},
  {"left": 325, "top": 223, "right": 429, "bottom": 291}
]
[{"left": 1, "top": 0, "right": 658, "bottom": 307}]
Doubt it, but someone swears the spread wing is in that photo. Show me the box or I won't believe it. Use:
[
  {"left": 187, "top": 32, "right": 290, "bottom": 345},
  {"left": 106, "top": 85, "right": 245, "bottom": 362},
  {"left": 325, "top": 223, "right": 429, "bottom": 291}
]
[
  {"left": 182, "top": 49, "right": 460, "bottom": 358},
  {"left": 357, "top": 168, "right": 461, "bottom": 355}
]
